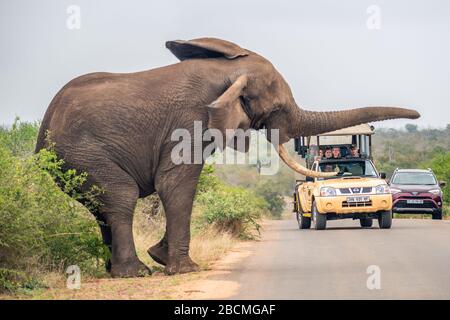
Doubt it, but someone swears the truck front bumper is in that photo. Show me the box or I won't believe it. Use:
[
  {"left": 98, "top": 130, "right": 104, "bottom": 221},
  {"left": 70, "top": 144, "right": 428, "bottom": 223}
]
[{"left": 315, "top": 194, "right": 392, "bottom": 214}]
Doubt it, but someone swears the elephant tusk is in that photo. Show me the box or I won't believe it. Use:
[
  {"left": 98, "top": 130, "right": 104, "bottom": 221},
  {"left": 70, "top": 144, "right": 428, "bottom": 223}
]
[{"left": 277, "top": 144, "right": 337, "bottom": 178}]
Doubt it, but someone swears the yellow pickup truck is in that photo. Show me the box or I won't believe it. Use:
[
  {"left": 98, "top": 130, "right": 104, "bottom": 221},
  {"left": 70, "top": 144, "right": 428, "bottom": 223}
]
[{"left": 293, "top": 124, "right": 392, "bottom": 230}]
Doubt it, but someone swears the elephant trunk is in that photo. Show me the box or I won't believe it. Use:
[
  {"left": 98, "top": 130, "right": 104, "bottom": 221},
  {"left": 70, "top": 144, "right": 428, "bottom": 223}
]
[
  {"left": 277, "top": 105, "right": 420, "bottom": 178},
  {"left": 295, "top": 106, "right": 420, "bottom": 137}
]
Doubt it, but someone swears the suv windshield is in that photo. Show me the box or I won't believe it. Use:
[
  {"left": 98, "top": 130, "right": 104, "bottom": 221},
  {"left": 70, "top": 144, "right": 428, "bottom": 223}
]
[
  {"left": 391, "top": 172, "right": 437, "bottom": 185},
  {"left": 318, "top": 160, "right": 377, "bottom": 179}
]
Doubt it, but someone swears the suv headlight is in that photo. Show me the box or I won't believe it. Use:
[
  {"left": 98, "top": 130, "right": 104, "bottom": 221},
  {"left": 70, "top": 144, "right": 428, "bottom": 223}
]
[
  {"left": 429, "top": 189, "right": 442, "bottom": 195},
  {"left": 320, "top": 187, "right": 336, "bottom": 197},
  {"left": 390, "top": 188, "right": 402, "bottom": 194},
  {"left": 375, "top": 184, "right": 391, "bottom": 194}
]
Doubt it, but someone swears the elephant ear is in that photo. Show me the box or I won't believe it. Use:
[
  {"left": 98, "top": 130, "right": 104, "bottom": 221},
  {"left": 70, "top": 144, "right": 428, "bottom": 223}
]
[
  {"left": 166, "top": 38, "right": 248, "bottom": 61},
  {"left": 207, "top": 75, "right": 251, "bottom": 152}
]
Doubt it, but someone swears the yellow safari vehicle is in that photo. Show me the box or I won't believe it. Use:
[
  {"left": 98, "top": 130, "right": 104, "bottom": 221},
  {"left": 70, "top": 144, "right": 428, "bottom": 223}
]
[{"left": 293, "top": 124, "right": 392, "bottom": 230}]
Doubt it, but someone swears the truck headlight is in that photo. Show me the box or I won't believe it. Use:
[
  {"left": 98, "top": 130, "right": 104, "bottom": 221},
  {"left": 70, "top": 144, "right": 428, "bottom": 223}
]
[
  {"left": 375, "top": 185, "right": 391, "bottom": 194},
  {"left": 320, "top": 187, "right": 336, "bottom": 197}
]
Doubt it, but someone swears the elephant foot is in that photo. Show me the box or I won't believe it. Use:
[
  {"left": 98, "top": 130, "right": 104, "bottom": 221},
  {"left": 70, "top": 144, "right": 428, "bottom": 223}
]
[
  {"left": 164, "top": 256, "right": 200, "bottom": 275},
  {"left": 148, "top": 243, "right": 168, "bottom": 266},
  {"left": 110, "top": 259, "right": 151, "bottom": 278}
]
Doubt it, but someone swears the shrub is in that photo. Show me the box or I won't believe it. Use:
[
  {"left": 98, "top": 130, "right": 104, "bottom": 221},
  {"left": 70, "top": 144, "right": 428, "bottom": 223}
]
[
  {"left": 0, "top": 143, "right": 108, "bottom": 293},
  {"left": 423, "top": 152, "right": 450, "bottom": 206},
  {"left": 0, "top": 117, "right": 40, "bottom": 158},
  {"left": 197, "top": 184, "right": 266, "bottom": 239},
  {"left": 254, "top": 180, "right": 285, "bottom": 218}
]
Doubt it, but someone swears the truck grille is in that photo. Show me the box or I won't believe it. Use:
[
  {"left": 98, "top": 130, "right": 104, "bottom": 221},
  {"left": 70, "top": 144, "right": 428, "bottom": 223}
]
[
  {"left": 342, "top": 200, "right": 373, "bottom": 208},
  {"left": 339, "top": 187, "right": 372, "bottom": 194}
]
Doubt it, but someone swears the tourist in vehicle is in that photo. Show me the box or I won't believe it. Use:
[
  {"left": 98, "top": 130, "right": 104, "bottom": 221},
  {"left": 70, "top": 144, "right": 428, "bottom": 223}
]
[
  {"left": 349, "top": 144, "right": 360, "bottom": 158},
  {"left": 324, "top": 147, "right": 333, "bottom": 159},
  {"left": 332, "top": 146, "right": 341, "bottom": 159}
]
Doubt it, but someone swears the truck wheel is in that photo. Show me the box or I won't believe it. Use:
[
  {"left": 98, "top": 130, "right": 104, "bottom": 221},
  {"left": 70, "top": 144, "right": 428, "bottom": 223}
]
[
  {"left": 312, "top": 201, "right": 327, "bottom": 230},
  {"left": 378, "top": 210, "right": 392, "bottom": 229},
  {"left": 297, "top": 213, "right": 311, "bottom": 229},
  {"left": 360, "top": 218, "right": 373, "bottom": 228}
]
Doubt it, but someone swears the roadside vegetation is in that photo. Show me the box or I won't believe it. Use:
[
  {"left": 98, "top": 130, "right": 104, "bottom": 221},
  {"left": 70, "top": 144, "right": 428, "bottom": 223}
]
[{"left": 0, "top": 118, "right": 278, "bottom": 295}]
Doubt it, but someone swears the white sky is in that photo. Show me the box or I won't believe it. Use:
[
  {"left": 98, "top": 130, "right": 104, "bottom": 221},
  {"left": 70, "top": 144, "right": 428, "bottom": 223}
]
[{"left": 1, "top": 0, "right": 449, "bottom": 128}]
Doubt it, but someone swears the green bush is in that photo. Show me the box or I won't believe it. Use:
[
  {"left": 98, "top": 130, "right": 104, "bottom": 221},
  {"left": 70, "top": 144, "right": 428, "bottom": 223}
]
[
  {"left": 0, "top": 117, "right": 40, "bottom": 158},
  {"left": 195, "top": 164, "right": 268, "bottom": 238},
  {"left": 196, "top": 164, "right": 220, "bottom": 195},
  {"left": 197, "top": 185, "right": 266, "bottom": 239},
  {"left": 0, "top": 141, "right": 108, "bottom": 293},
  {"left": 423, "top": 152, "right": 450, "bottom": 208},
  {"left": 254, "top": 180, "right": 285, "bottom": 218}
]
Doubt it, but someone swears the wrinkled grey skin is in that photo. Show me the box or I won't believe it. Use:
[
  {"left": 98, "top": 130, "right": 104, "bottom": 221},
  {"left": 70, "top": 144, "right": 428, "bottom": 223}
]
[{"left": 35, "top": 38, "right": 420, "bottom": 277}]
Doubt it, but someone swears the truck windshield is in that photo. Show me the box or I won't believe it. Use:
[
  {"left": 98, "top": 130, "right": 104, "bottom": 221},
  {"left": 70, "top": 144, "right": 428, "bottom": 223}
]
[
  {"left": 318, "top": 160, "right": 377, "bottom": 179},
  {"left": 391, "top": 172, "right": 437, "bottom": 185}
]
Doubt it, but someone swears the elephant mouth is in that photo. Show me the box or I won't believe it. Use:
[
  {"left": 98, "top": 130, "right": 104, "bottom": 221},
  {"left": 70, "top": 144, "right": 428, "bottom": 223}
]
[{"left": 277, "top": 144, "right": 337, "bottom": 178}]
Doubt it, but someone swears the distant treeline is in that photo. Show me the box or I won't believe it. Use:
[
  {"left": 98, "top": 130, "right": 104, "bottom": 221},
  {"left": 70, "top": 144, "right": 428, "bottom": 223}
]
[
  {"left": 373, "top": 124, "right": 450, "bottom": 176},
  {"left": 373, "top": 124, "right": 450, "bottom": 207}
]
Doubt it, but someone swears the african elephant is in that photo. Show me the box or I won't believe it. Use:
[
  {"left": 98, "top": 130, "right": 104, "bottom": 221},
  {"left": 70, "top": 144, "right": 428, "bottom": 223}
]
[{"left": 35, "top": 37, "right": 419, "bottom": 277}]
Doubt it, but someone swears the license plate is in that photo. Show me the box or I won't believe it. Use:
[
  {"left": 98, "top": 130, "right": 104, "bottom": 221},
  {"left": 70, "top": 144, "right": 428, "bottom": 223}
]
[
  {"left": 347, "top": 196, "right": 370, "bottom": 203},
  {"left": 407, "top": 199, "right": 423, "bottom": 204}
]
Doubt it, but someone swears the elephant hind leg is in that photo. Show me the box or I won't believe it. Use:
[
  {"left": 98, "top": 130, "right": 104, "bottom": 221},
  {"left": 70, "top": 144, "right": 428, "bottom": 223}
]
[
  {"left": 148, "top": 231, "right": 168, "bottom": 266},
  {"left": 90, "top": 163, "right": 151, "bottom": 278}
]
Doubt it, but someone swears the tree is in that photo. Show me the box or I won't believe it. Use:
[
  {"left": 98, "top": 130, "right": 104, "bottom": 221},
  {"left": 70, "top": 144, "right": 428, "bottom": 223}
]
[{"left": 405, "top": 123, "right": 418, "bottom": 133}]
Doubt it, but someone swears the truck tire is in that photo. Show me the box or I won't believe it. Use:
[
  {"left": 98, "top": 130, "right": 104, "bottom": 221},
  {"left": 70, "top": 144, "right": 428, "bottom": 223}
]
[
  {"left": 297, "top": 213, "right": 311, "bottom": 229},
  {"left": 378, "top": 210, "right": 392, "bottom": 229},
  {"left": 312, "top": 201, "right": 327, "bottom": 230},
  {"left": 360, "top": 218, "right": 373, "bottom": 228}
]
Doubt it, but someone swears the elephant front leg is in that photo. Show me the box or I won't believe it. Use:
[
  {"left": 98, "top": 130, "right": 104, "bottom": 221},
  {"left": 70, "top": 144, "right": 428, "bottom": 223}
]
[{"left": 154, "top": 165, "right": 202, "bottom": 275}]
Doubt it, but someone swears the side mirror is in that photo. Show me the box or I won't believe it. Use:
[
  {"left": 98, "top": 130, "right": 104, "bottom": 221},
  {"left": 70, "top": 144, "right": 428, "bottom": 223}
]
[
  {"left": 439, "top": 181, "right": 446, "bottom": 188},
  {"left": 306, "top": 176, "right": 314, "bottom": 182},
  {"left": 380, "top": 172, "right": 387, "bottom": 179}
]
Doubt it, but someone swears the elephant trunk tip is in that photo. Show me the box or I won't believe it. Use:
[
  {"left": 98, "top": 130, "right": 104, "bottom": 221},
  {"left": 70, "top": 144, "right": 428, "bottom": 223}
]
[{"left": 408, "top": 109, "right": 421, "bottom": 119}]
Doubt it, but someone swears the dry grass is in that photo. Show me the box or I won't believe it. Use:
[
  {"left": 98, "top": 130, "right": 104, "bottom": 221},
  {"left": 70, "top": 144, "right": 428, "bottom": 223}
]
[
  {"left": 133, "top": 198, "right": 237, "bottom": 271},
  {"left": 0, "top": 196, "right": 240, "bottom": 299}
]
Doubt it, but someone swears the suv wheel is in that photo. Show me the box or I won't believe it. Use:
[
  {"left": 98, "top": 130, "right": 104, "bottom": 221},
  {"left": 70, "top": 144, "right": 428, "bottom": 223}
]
[
  {"left": 432, "top": 209, "right": 443, "bottom": 220},
  {"left": 360, "top": 218, "right": 373, "bottom": 228},
  {"left": 378, "top": 210, "right": 392, "bottom": 229},
  {"left": 312, "top": 201, "right": 327, "bottom": 230}
]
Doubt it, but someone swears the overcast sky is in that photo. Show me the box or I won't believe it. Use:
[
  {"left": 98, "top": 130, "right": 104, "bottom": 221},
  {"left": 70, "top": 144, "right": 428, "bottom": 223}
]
[{"left": 1, "top": 0, "right": 449, "bottom": 128}]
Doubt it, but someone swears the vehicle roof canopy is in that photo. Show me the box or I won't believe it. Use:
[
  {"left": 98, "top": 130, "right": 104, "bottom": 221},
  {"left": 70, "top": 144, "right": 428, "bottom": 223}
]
[
  {"left": 317, "top": 124, "right": 374, "bottom": 137},
  {"left": 319, "top": 158, "right": 368, "bottom": 164}
]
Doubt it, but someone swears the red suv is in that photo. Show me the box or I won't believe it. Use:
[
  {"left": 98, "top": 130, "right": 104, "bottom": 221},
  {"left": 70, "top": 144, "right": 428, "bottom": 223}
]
[{"left": 389, "top": 169, "right": 445, "bottom": 220}]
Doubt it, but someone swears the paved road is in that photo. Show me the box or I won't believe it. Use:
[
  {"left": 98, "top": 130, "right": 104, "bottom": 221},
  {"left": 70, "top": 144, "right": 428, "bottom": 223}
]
[{"left": 218, "top": 217, "right": 450, "bottom": 299}]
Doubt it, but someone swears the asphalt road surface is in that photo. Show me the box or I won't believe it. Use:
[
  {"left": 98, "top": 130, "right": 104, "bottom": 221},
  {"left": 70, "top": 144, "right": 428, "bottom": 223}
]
[{"left": 222, "top": 216, "right": 450, "bottom": 299}]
